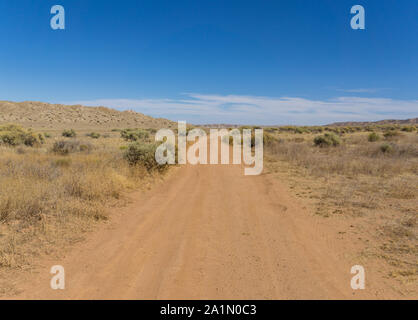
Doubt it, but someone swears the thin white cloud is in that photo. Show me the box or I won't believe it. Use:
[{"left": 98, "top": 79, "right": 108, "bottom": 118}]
[
  {"left": 66, "top": 94, "right": 418, "bottom": 125},
  {"left": 336, "top": 88, "right": 392, "bottom": 93}
]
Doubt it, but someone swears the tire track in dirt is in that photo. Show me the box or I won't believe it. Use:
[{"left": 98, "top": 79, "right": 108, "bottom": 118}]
[{"left": 11, "top": 162, "right": 399, "bottom": 299}]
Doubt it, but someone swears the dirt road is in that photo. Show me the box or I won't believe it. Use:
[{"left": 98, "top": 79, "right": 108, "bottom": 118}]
[{"left": 13, "top": 163, "right": 396, "bottom": 299}]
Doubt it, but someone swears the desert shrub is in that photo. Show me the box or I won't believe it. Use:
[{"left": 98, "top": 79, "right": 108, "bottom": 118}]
[
  {"left": 120, "top": 128, "right": 150, "bottom": 141},
  {"left": 380, "top": 143, "right": 394, "bottom": 154},
  {"left": 62, "top": 129, "right": 76, "bottom": 138},
  {"left": 0, "top": 124, "right": 42, "bottom": 147},
  {"left": 401, "top": 126, "right": 415, "bottom": 132},
  {"left": 54, "top": 158, "right": 72, "bottom": 168},
  {"left": 383, "top": 130, "right": 400, "bottom": 139},
  {"left": 295, "top": 127, "right": 306, "bottom": 134},
  {"left": 52, "top": 140, "right": 93, "bottom": 155},
  {"left": 236, "top": 127, "right": 273, "bottom": 147},
  {"left": 263, "top": 132, "right": 279, "bottom": 146},
  {"left": 310, "top": 126, "right": 323, "bottom": 133},
  {"left": 38, "top": 133, "right": 45, "bottom": 144},
  {"left": 87, "top": 132, "right": 101, "bottom": 139},
  {"left": 43, "top": 132, "right": 51, "bottom": 138},
  {"left": 368, "top": 132, "right": 381, "bottom": 142},
  {"left": 79, "top": 144, "right": 93, "bottom": 153},
  {"left": 52, "top": 140, "right": 80, "bottom": 155},
  {"left": 23, "top": 133, "right": 40, "bottom": 147},
  {"left": 123, "top": 143, "right": 166, "bottom": 171},
  {"left": 313, "top": 133, "right": 341, "bottom": 147}
]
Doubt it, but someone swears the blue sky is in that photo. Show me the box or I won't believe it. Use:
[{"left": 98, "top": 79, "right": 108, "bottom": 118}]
[{"left": 0, "top": 0, "right": 417, "bottom": 125}]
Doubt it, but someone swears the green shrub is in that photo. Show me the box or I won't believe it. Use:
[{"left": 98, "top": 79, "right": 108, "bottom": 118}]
[
  {"left": 43, "top": 132, "right": 51, "bottom": 138},
  {"left": 368, "top": 132, "right": 381, "bottom": 142},
  {"left": 295, "top": 127, "right": 306, "bottom": 134},
  {"left": 22, "top": 133, "right": 40, "bottom": 147},
  {"left": 120, "top": 128, "right": 150, "bottom": 141},
  {"left": 79, "top": 144, "right": 93, "bottom": 153},
  {"left": 62, "top": 129, "right": 76, "bottom": 138},
  {"left": 0, "top": 124, "right": 42, "bottom": 147},
  {"left": 311, "top": 126, "right": 323, "bottom": 133},
  {"left": 38, "top": 133, "right": 45, "bottom": 144},
  {"left": 123, "top": 143, "right": 166, "bottom": 171},
  {"left": 313, "top": 133, "right": 341, "bottom": 147},
  {"left": 401, "top": 126, "right": 415, "bottom": 132},
  {"left": 383, "top": 130, "right": 401, "bottom": 139},
  {"left": 87, "top": 132, "right": 101, "bottom": 139},
  {"left": 380, "top": 143, "right": 393, "bottom": 154}
]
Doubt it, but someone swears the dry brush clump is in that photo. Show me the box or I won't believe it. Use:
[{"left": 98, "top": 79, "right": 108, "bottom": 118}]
[
  {"left": 123, "top": 142, "right": 168, "bottom": 172},
  {"left": 120, "top": 128, "right": 150, "bottom": 142},
  {"left": 313, "top": 133, "right": 341, "bottom": 147},
  {"left": 0, "top": 124, "right": 44, "bottom": 147},
  {"left": 62, "top": 129, "right": 77, "bottom": 138}
]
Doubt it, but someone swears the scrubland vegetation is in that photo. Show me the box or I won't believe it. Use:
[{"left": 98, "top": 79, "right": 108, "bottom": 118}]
[
  {"left": 0, "top": 124, "right": 44, "bottom": 147},
  {"left": 263, "top": 124, "right": 417, "bottom": 285},
  {"left": 0, "top": 120, "right": 416, "bottom": 294},
  {"left": 0, "top": 124, "right": 167, "bottom": 291}
]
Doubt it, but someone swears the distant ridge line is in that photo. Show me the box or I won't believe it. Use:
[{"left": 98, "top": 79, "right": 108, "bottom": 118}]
[{"left": 327, "top": 118, "right": 417, "bottom": 127}]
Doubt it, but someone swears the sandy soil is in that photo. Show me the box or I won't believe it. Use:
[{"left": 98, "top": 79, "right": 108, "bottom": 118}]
[{"left": 9, "top": 162, "right": 406, "bottom": 299}]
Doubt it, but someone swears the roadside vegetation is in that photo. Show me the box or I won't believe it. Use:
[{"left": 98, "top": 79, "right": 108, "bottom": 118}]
[
  {"left": 0, "top": 125, "right": 169, "bottom": 293},
  {"left": 263, "top": 124, "right": 417, "bottom": 286},
  {"left": 0, "top": 124, "right": 44, "bottom": 147},
  {"left": 0, "top": 122, "right": 416, "bottom": 294}
]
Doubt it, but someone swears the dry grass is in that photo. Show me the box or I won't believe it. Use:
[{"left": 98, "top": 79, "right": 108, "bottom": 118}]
[
  {"left": 0, "top": 128, "right": 166, "bottom": 294},
  {"left": 266, "top": 129, "right": 418, "bottom": 285}
]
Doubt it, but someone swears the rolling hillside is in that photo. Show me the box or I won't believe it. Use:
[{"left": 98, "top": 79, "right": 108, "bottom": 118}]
[{"left": 0, "top": 100, "right": 175, "bottom": 130}]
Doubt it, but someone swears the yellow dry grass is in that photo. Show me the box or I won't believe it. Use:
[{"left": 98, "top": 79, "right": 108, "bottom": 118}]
[
  {"left": 0, "top": 130, "right": 164, "bottom": 294},
  {"left": 265, "top": 130, "right": 418, "bottom": 286}
]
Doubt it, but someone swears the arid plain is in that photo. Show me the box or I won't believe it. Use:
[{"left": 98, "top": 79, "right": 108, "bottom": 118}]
[{"left": 0, "top": 101, "right": 416, "bottom": 299}]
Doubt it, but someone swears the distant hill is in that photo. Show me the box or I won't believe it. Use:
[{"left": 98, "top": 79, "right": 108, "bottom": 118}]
[
  {"left": 327, "top": 118, "right": 418, "bottom": 127},
  {"left": 0, "top": 100, "right": 175, "bottom": 130}
]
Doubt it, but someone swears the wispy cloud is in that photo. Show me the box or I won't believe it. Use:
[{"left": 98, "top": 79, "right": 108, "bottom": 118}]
[
  {"left": 336, "top": 88, "right": 392, "bottom": 93},
  {"left": 66, "top": 93, "right": 418, "bottom": 125}
]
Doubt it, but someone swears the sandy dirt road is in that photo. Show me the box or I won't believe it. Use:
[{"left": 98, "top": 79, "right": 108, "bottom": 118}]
[{"left": 12, "top": 162, "right": 396, "bottom": 299}]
